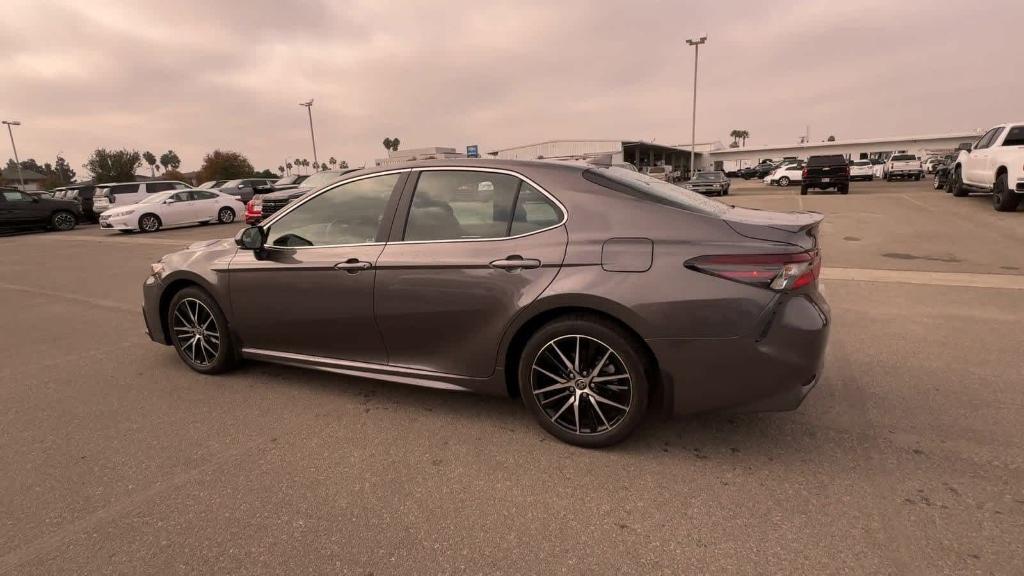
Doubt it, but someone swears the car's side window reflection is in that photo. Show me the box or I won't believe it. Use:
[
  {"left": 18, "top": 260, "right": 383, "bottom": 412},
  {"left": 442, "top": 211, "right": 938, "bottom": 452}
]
[{"left": 266, "top": 173, "right": 399, "bottom": 248}]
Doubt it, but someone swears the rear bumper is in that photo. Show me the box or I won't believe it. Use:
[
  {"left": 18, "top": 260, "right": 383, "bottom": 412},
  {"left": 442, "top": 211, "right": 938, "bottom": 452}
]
[{"left": 649, "top": 293, "right": 830, "bottom": 416}]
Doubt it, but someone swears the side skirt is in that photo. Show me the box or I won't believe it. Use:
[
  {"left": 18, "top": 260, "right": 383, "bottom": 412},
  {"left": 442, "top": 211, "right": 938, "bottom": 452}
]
[{"left": 241, "top": 347, "right": 490, "bottom": 393}]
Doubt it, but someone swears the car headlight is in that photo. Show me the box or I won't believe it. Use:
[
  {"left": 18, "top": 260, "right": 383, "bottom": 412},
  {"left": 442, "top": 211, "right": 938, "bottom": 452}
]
[
  {"left": 116, "top": 209, "right": 135, "bottom": 216},
  {"left": 150, "top": 261, "right": 165, "bottom": 276}
]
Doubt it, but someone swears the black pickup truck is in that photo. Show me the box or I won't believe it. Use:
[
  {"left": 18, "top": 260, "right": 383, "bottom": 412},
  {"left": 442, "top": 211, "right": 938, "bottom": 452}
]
[{"left": 801, "top": 155, "right": 850, "bottom": 195}]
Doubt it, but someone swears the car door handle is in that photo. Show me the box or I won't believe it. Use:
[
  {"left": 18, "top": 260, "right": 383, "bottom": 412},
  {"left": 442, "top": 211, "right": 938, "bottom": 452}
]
[
  {"left": 334, "top": 259, "right": 372, "bottom": 272},
  {"left": 490, "top": 256, "right": 541, "bottom": 271}
]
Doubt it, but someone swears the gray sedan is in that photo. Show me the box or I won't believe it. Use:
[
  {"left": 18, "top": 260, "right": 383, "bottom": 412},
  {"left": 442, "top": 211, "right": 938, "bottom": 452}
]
[{"left": 141, "top": 159, "right": 829, "bottom": 447}]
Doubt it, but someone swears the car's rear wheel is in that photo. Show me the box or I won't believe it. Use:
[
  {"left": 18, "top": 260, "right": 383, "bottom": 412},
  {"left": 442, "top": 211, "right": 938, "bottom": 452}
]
[
  {"left": 168, "top": 286, "right": 238, "bottom": 374},
  {"left": 778, "top": 176, "right": 790, "bottom": 187},
  {"left": 218, "top": 207, "right": 235, "bottom": 223},
  {"left": 139, "top": 213, "right": 161, "bottom": 232},
  {"left": 951, "top": 169, "right": 968, "bottom": 197},
  {"left": 50, "top": 210, "right": 76, "bottom": 231},
  {"left": 992, "top": 173, "right": 1020, "bottom": 212},
  {"left": 838, "top": 184, "right": 849, "bottom": 195},
  {"left": 800, "top": 184, "right": 809, "bottom": 195},
  {"left": 518, "top": 315, "right": 649, "bottom": 448},
  {"left": 933, "top": 173, "right": 942, "bottom": 190}
]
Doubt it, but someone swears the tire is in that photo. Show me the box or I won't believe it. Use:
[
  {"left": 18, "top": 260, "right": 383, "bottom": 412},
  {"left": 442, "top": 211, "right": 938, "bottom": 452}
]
[
  {"left": 217, "top": 207, "right": 236, "bottom": 224},
  {"left": 722, "top": 186, "right": 729, "bottom": 196},
  {"left": 951, "top": 169, "right": 968, "bottom": 197},
  {"left": 167, "top": 286, "right": 239, "bottom": 374},
  {"left": 50, "top": 210, "right": 77, "bottom": 231},
  {"left": 138, "top": 213, "right": 162, "bottom": 232},
  {"left": 838, "top": 184, "right": 849, "bottom": 195},
  {"left": 868, "top": 176, "right": 874, "bottom": 181},
  {"left": 778, "top": 177, "right": 790, "bottom": 187},
  {"left": 518, "top": 314, "right": 649, "bottom": 448},
  {"left": 992, "top": 173, "right": 1021, "bottom": 212},
  {"left": 933, "top": 174, "right": 942, "bottom": 190},
  {"left": 800, "top": 184, "right": 809, "bottom": 195}
]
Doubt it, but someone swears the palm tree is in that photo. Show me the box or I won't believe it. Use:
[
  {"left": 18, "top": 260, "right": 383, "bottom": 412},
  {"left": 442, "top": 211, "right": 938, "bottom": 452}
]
[
  {"left": 729, "top": 130, "right": 742, "bottom": 147},
  {"left": 383, "top": 138, "right": 393, "bottom": 152},
  {"left": 390, "top": 137, "right": 400, "bottom": 151},
  {"left": 294, "top": 158, "right": 302, "bottom": 174},
  {"left": 302, "top": 159, "right": 310, "bottom": 172},
  {"left": 278, "top": 165, "right": 285, "bottom": 175},
  {"left": 329, "top": 157, "right": 337, "bottom": 169},
  {"left": 286, "top": 161, "right": 293, "bottom": 175},
  {"left": 738, "top": 130, "right": 750, "bottom": 146},
  {"left": 313, "top": 161, "right": 320, "bottom": 171},
  {"left": 143, "top": 151, "right": 157, "bottom": 177},
  {"left": 339, "top": 160, "right": 349, "bottom": 169}
]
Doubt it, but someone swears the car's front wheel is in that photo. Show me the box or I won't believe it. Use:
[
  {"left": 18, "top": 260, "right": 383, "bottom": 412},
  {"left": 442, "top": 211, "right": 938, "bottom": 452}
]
[
  {"left": 518, "top": 315, "right": 649, "bottom": 448},
  {"left": 168, "top": 286, "right": 238, "bottom": 374},
  {"left": 778, "top": 176, "right": 790, "bottom": 187},
  {"left": 50, "top": 210, "right": 77, "bottom": 231},
  {"left": 951, "top": 169, "right": 968, "bottom": 197},
  {"left": 933, "top": 173, "right": 943, "bottom": 190},
  {"left": 139, "top": 213, "right": 162, "bottom": 232}
]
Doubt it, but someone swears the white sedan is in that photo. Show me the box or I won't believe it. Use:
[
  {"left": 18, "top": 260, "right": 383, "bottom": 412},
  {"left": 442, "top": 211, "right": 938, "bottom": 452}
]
[
  {"left": 99, "top": 189, "right": 244, "bottom": 233},
  {"left": 764, "top": 165, "right": 803, "bottom": 187}
]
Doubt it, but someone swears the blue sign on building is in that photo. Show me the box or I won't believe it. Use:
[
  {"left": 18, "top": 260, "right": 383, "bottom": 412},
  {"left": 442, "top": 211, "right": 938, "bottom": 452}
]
[{"left": 466, "top": 145, "right": 479, "bottom": 158}]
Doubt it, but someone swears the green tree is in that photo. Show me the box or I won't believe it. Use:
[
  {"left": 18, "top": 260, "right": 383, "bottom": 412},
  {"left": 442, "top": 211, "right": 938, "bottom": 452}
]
[
  {"left": 196, "top": 150, "right": 255, "bottom": 183},
  {"left": 827, "top": 135, "right": 836, "bottom": 142},
  {"left": 84, "top": 149, "right": 142, "bottom": 184},
  {"left": 294, "top": 157, "right": 302, "bottom": 174},
  {"left": 54, "top": 155, "right": 75, "bottom": 184},
  {"left": 328, "top": 157, "right": 337, "bottom": 169},
  {"left": 255, "top": 169, "right": 277, "bottom": 178},
  {"left": 302, "top": 159, "right": 310, "bottom": 172},
  {"left": 142, "top": 151, "right": 158, "bottom": 177},
  {"left": 390, "top": 137, "right": 400, "bottom": 151},
  {"left": 730, "top": 130, "right": 750, "bottom": 147},
  {"left": 313, "top": 161, "right": 320, "bottom": 171},
  {"left": 382, "top": 138, "right": 393, "bottom": 152},
  {"left": 159, "top": 150, "right": 182, "bottom": 171}
]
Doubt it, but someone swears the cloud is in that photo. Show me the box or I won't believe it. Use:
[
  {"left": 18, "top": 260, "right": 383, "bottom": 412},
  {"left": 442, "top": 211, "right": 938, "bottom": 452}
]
[{"left": 2, "top": 0, "right": 1021, "bottom": 176}]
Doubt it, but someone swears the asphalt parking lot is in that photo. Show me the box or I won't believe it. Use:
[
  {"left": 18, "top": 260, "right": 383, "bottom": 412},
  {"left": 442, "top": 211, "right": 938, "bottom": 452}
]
[{"left": 2, "top": 179, "right": 1023, "bottom": 574}]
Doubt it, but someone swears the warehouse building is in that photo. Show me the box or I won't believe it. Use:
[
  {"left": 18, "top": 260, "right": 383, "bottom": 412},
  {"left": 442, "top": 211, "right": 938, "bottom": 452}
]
[
  {"left": 708, "top": 131, "right": 982, "bottom": 171},
  {"left": 488, "top": 139, "right": 720, "bottom": 177}
]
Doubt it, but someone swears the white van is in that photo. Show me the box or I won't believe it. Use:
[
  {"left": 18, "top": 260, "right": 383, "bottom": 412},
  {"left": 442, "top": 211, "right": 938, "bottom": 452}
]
[{"left": 92, "top": 180, "right": 190, "bottom": 214}]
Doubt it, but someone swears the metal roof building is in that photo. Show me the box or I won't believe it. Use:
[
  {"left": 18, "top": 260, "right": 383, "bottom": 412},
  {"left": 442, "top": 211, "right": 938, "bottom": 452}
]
[
  {"left": 708, "top": 131, "right": 982, "bottom": 168},
  {"left": 488, "top": 139, "right": 717, "bottom": 176}
]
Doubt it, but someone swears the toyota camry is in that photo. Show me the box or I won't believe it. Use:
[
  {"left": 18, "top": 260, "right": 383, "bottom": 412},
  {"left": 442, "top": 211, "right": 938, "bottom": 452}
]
[{"left": 142, "top": 160, "right": 829, "bottom": 447}]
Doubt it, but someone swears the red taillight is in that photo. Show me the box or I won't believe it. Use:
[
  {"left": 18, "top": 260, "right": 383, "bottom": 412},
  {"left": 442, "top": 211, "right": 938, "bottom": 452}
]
[
  {"left": 802, "top": 168, "right": 809, "bottom": 179},
  {"left": 246, "top": 198, "right": 262, "bottom": 214},
  {"left": 686, "top": 250, "right": 821, "bottom": 291}
]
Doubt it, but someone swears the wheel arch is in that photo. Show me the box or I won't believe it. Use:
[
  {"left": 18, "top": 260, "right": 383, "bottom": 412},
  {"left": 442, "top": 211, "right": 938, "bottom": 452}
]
[
  {"left": 498, "top": 297, "right": 667, "bottom": 414},
  {"left": 157, "top": 272, "right": 224, "bottom": 344}
]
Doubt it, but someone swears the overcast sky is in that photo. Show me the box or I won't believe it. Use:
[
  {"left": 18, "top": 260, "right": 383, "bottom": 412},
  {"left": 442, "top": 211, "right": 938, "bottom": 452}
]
[{"left": 3, "top": 0, "right": 1022, "bottom": 175}]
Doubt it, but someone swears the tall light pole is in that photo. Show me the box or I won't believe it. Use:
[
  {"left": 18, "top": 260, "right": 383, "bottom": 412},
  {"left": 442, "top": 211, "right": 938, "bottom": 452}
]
[
  {"left": 2, "top": 120, "right": 24, "bottom": 189},
  {"left": 685, "top": 35, "right": 707, "bottom": 180},
  {"left": 299, "top": 100, "right": 318, "bottom": 167}
]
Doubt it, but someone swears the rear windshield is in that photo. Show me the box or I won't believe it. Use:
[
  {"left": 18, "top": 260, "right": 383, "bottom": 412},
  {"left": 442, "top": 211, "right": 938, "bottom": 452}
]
[
  {"left": 1002, "top": 125, "right": 1024, "bottom": 146},
  {"left": 583, "top": 167, "right": 729, "bottom": 217},
  {"left": 693, "top": 172, "right": 725, "bottom": 181},
  {"left": 890, "top": 154, "right": 916, "bottom": 161},
  {"left": 647, "top": 167, "right": 667, "bottom": 174},
  {"left": 807, "top": 155, "right": 847, "bottom": 166}
]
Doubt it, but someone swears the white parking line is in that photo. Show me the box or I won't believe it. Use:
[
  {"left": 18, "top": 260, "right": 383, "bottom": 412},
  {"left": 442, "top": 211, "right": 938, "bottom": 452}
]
[
  {"left": 0, "top": 282, "right": 138, "bottom": 312},
  {"left": 822, "top": 268, "right": 1024, "bottom": 290}
]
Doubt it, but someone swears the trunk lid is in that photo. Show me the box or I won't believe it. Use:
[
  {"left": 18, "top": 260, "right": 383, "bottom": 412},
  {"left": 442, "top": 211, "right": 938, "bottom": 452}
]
[{"left": 722, "top": 206, "right": 824, "bottom": 250}]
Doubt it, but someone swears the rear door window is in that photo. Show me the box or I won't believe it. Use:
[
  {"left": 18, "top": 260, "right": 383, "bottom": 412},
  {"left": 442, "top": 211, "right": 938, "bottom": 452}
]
[
  {"left": 403, "top": 171, "right": 520, "bottom": 241},
  {"left": 148, "top": 182, "right": 178, "bottom": 193},
  {"left": 1001, "top": 126, "right": 1024, "bottom": 146}
]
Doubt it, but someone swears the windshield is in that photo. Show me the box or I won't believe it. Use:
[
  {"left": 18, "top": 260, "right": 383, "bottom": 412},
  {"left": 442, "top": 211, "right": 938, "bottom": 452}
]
[
  {"left": 693, "top": 172, "right": 723, "bottom": 181},
  {"left": 299, "top": 171, "right": 344, "bottom": 190},
  {"left": 583, "top": 167, "right": 729, "bottom": 217},
  {"left": 138, "top": 191, "right": 175, "bottom": 204},
  {"left": 1003, "top": 125, "right": 1024, "bottom": 146}
]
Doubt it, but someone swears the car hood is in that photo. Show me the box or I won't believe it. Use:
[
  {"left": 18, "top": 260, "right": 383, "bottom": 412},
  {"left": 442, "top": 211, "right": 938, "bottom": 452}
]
[
  {"left": 186, "top": 238, "right": 235, "bottom": 251},
  {"left": 260, "top": 186, "right": 313, "bottom": 201}
]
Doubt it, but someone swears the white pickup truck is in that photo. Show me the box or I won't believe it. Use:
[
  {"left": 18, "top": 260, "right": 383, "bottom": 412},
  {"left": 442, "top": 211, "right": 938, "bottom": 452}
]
[
  {"left": 884, "top": 154, "right": 923, "bottom": 181},
  {"left": 950, "top": 122, "right": 1024, "bottom": 211}
]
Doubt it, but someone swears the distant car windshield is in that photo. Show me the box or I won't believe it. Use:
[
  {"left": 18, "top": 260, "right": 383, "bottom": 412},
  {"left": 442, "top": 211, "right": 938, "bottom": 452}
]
[
  {"left": 300, "top": 171, "right": 345, "bottom": 190},
  {"left": 139, "top": 191, "right": 175, "bottom": 204},
  {"left": 584, "top": 167, "right": 730, "bottom": 218},
  {"left": 808, "top": 155, "right": 847, "bottom": 166},
  {"left": 890, "top": 154, "right": 916, "bottom": 161},
  {"left": 198, "top": 180, "right": 225, "bottom": 189},
  {"left": 221, "top": 179, "right": 245, "bottom": 188},
  {"left": 1002, "top": 125, "right": 1024, "bottom": 146},
  {"left": 693, "top": 172, "right": 724, "bottom": 181},
  {"left": 851, "top": 160, "right": 870, "bottom": 166},
  {"left": 647, "top": 167, "right": 667, "bottom": 174}
]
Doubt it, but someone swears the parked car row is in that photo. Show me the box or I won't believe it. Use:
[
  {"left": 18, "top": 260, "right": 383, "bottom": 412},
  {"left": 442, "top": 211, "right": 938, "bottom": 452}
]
[{"left": 0, "top": 187, "right": 82, "bottom": 232}]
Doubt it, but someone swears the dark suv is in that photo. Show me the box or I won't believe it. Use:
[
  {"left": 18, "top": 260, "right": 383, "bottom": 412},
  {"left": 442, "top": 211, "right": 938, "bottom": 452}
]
[
  {"left": 801, "top": 155, "right": 850, "bottom": 195},
  {"left": 0, "top": 187, "right": 82, "bottom": 232}
]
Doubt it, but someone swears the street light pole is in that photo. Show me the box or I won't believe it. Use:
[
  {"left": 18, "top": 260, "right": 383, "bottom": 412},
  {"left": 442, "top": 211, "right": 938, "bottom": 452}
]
[
  {"left": 299, "top": 100, "right": 318, "bottom": 167},
  {"left": 685, "top": 36, "right": 707, "bottom": 180},
  {"left": 2, "top": 120, "right": 24, "bottom": 189}
]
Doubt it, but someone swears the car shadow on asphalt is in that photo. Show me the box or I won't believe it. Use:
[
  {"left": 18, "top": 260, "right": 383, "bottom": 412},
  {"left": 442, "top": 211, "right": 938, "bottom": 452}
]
[{"left": 224, "top": 360, "right": 820, "bottom": 459}]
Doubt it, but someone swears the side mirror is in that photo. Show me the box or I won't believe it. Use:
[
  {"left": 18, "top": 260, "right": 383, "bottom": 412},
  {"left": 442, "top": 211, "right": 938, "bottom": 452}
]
[
  {"left": 237, "top": 183, "right": 247, "bottom": 188},
  {"left": 235, "top": 226, "right": 266, "bottom": 250},
  {"left": 957, "top": 142, "right": 973, "bottom": 152},
  {"left": 163, "top": 198, "right": 175, "bottom": 204}
]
